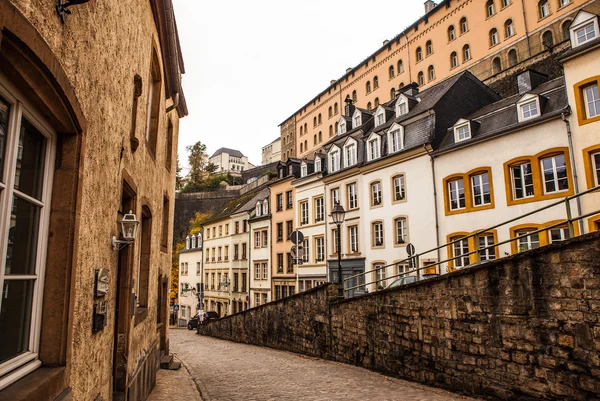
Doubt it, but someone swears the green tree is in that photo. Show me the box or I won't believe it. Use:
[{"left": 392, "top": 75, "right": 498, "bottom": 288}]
[
  {"left": 186, "top": 141, "right": 209, "bottom": 187},
  {"left": 175, "top": 155, "right": 183, "bottom": 190},
  {"left": 205, "top": 161, "right": 218, "bottom": 174}
]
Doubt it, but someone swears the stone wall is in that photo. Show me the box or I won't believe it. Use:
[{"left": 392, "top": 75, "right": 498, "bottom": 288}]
[
  {"left": 174, "top": 190, "right": 239, "bottom": 241},
  {"left": 198, "top": 232, "right": 600, "bottom": 400}
]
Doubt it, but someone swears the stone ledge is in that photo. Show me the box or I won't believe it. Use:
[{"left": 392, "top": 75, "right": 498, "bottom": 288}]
[{"left": 0, "top": 367, "right": 67, "bottom": 401}]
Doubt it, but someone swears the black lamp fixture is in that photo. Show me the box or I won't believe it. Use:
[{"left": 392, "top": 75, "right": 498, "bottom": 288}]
[
  {"left": 56, "top": 0, "right": 91, "bottom": 24},
  {"left": 330, "top": 201, "right": 346, "bottom": 298}
]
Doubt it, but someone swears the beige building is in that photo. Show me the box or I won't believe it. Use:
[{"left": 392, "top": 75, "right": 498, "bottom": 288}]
[
  {"left": 209, "top": 147, "right": 255, "bottom": 175},
  {"left": 0, "top": 1, "right": 187, "bottom": 400},
  {"left": 262, "top": 137, "right": 281, "bottom": 165},
  {"left": 281, "top": 0, "right": 598, "bottom": 161},
  {"left": 178, "top": 234, "right": 203, "bottom": 326}
]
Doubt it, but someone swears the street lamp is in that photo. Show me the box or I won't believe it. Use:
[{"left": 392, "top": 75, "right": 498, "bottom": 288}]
[
  {"left": 112, "top": 211, "right": 139, "bottom": 250},
  {"left": 330, "top": 202, "right": 346, "bottom": 298}
]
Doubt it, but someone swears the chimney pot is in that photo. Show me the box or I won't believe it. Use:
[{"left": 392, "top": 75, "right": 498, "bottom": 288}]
[
  {"left": 424, "top": 0, "right": 436, "bottom": 13},
  {"left": 516, "top": 70, "right": 548, "bottom": 95},
  {"left": 346, "top": 67, "right": 352, "bottom": 74},
  {"left": 330, "top": 79, "right": 336, "bottom": 86},
  {"left": 383, "top": 39, "right": 389, "bottom": 46}
]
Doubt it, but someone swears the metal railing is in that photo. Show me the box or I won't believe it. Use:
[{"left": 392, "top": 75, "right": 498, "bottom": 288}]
[{"left": 343, "top": 185, "right": 600, "bottom": 297}]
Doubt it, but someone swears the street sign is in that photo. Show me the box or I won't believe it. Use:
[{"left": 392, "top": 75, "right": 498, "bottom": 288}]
[
  {"left": 290, "top": 245, "right": 297, "bottom": 258},
  {"left": 406, "top": 243, "right": 416, "bottom": 256},
  {"left": 173, "top": 304, "right": 179, "bottom": 311},
  {"left": 289, "top": 230, "right": 304, "bottom": 244}
]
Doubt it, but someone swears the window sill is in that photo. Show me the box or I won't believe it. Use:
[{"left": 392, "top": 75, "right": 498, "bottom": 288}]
[
  {"left": 538, "top": 14, "right": 552, "bottom": 23},
  {"left": 0, "top": 367, "right": 67, "bottom": 401},
  {"left": 134, "top": 307, "right": 148, "bottom": 326},
  {"left": 392, "top": 198, "right": 408, "bottom": 205},
  {"left": 578, "top": 114, "right": 600, "bottom": 126},
  {"left": 558, "top": 3, "right": 572, "bottom": 10},
  {"left": 370, "top": 204, "right": 383, "bottom": 210},
  {"left": 394, "top": 242, "right": 408, "bottom": 248}
]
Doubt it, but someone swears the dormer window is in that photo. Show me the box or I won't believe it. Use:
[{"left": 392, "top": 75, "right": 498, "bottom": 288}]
[
  {"left": 185, "top": 235, "right": 190, "bottom": 249},
  {"left": 263, "top": 200, "right": 269, "bottom": 214},
  {"left": 329, "top": 148, "right": 340, "bottom": 172},
  {"left": 301, "top": 163, "right": 307, "bottom": 177},
  {"left": 397, "top": 101, "right": 408, "bottom": 116},
  {"left": 338, "top": 119, "right": 347, "bottom": 135},
  {"left": 388, "top": 124, "right": 404, "bottom": 153},
  {"left": 288, "top": 164, "right": 293, "bottom": 176},
  {"left": 374, "top": 107, "right": 386, "bottom": 127},
  {"left": 454, "top": 121, "right": 471, "bottom": 142},
  {"left": 344, "top": 142, "right": 357, "bottom": 167},
  {"left": 279, "top": 168, "right": 284, "bottom": 179},
  {"left": 517, "top": 95, "right": 541, "bottom": 122},
  {"left": 569, "top": 11, "right": 599, "bottom": 47},
  {"left": 352, "top": 109, "right": 362, "bottom": 127},
  {"left": 256, "top": 202, "right": 262, "bottom": 217},
  {"left": 367, "top": 136, "right": 380, "bottom": 161},
  {"left": 315, "top": 158, "right": 321, "bottom": 172}
]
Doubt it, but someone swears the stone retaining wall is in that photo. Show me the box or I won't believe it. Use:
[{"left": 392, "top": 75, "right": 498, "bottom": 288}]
[{"left": 198, "top": 232, "right": 600, "bottom": 400}]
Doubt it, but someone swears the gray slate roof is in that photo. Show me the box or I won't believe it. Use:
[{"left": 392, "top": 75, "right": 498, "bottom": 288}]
[{"left": 210, "top": 147, "right": 245, "bottom": 158}]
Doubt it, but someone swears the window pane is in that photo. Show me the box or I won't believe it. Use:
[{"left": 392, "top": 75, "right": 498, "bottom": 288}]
[
  {"left": 0, "top": 280, "right": 34, "bottom": 364},
  {"left": 15, "top": 117, "right": 47, "bottom": 200},
  {"left": 0, "top": 96, "right": 9, "bottom": 183},
  {"left": 5, "top": 196, "right": 41, "bottom": 275}
]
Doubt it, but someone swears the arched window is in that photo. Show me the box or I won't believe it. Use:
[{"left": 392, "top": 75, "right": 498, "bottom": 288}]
[
  {"left": 505, "top": 19, "right": 515, "bottom": 37},
  {"left": 398, "top": 60, "right": 404, "bottom": 73},
  {"left": 328, "top": 106, "right": 332, "bottom": 117},
  {"left": 416, "top": 47, "right": 423, "bottom": 62},
  {"left": 389, "top": 65, "right": 395, "bottom": 79},
  {"left": 367, "top": 101, "right": 372, "bottom": 110},
  {"left": 426, "top": 40, "right": 433, "bottom": 55},
  {"left": 561, "top": 20, "right": 572, "bottom": 41},
  {"left": 313, "top": 116, "right": 317, "bottom": 127},
  {"left": 304, "top": 123, "right": 307, "bottom": 132},
  {"left": 318, "top": 113, "right": 322, "bottom": 124},
  {"left": 304, "top": 140, "right": 307, "bottom": 149},
  {"left": 334, "top": 102, "right": 338, "bottom": 114},
  {"left": 463, "top": 44, "right": 471, "bottom": 62},
  {"left": 399, "top": 82, "right": 405, "bottom": 89},
  {"left": 460, "top": 17, "right": 468, "bottom": 34},
  {"left": 352, "top": 90, "right": 357, "bottom": 102},
  {"left": 486, "top": 0, "right": 495, "bottom": 17},
  {"left": 335, "top": 121, "right": 339, "bottom": 134},
  {"left": 329, "top": 125, "right": 333, "bottom": 136},
  {"left": 374, "top": 98, "right": 380, "bottom": 107},
  {"left": 450, "top": 51, "right": 458, "bottom": 68},
  {"left": 428, "top": 65, "right": 435, "bottom": 81},
  {"left": 542, "top": 30, "right": 554, "bottom": 48},
  {"left": 493, "top": 57, "right": 502, "bottom": 74},
  {"left": 390, "top": 88, "right": 396, "bottom": 100},
  {"left": 318, "top": 131, "right": 322, "bottom": 142},
  {"left": 539, "top": 0, "right": 550, "bottom": 18},
  {"left": 366, "top": 81, "right": 372, "bottom": 93},
  {"left": 313, "top": 134, "right": 317, "bottom": 145},
  {"left": 448, "top": 25, "right": 456, "bottom": 41},
  {"left": 300, "top": 142, "right": 304, "bottom": 152},
  {"left": 373, "top": 76, "right": 379, "bottom": 89},
  {"left": 417, "top": 71, "right": 424, "bottom": 86},
  {"left": 490, "top": 28, "right": 499, "bottom": 46},
  {"left": 508, "top": 48, "right": 518, "bottom": 66},
  {"left": 300, "top": 126, "right": 303, "bottom": 135}
]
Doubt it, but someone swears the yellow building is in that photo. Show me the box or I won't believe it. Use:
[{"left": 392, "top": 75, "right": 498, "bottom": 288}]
[{"left": 282, "top": 0, "right": 599, "bottom": 160}]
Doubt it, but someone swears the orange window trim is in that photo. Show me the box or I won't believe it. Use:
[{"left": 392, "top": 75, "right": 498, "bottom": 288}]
[
  {"left": 503, "top": 147, "right": 574, "bottom": 207},
  {"left": 582, "top": 144, "right": 600, "bottom": 190},
  {"left": 443, "top": 167, "right": 494, "bottom": 216},
  {"left": 573, "top": 76, "right": 600, "bottom": 126},
  {"left": 446, "top": 230, "right": 499, "bottom": 271},
  {"left": 509, "top": 220, "right": 577, "bottom": 253},
  {"left": 589, "top": 214, "right": 600, "bottom": 232}
]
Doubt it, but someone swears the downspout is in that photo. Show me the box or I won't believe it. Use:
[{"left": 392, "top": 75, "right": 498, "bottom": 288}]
[
  {"left": 405, "top": 33, "right": 412, "bottom": 84},
  {"left": 424, "top": 145, "right": 442, "bottom": 264},
  {"left": 520, "top": 0, "right": 532, "bottom": 58},
  {"left": 561, "top": 108, "right": 584, "bottom": 234},
  {"left": 247, "top": 212, "right": 252, "bottom": 308}
]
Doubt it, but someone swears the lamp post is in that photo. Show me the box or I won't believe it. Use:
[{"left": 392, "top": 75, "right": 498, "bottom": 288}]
[{"left": 330, "top": 202, "right": 346, "bottom": 298}]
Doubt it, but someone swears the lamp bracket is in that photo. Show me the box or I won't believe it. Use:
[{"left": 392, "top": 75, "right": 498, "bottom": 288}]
[
  {"left": 56, "top": 0, "right": 91, "bottom": 24},
  {"left": 112, "top": 236, "right": 133, "bottom": 251}
]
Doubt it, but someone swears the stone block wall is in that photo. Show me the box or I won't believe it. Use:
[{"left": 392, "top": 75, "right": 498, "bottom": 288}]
[{"left": 198, "top": 232, "right": 600, "bottom": 400}]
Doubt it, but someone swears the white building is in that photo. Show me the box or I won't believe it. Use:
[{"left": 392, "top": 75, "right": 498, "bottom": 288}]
[
  {"left": 249, "top": 193, "right": 272, "bottom": 306},
  {"left": 209, "top": 147, "right": 255, "bottom": 175},
  {"left": 262, "top": 137, "right": 282, "bottom": 165},
  {"left": 178, "top": 233, "right": 203, "bottom": 325}
]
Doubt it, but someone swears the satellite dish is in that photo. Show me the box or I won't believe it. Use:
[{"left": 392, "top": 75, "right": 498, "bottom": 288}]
[{"left": 406, "top": 243, "right": 416, "bottom": 256}]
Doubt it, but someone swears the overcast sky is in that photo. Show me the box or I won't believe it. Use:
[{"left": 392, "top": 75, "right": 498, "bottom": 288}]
[{"left": 174, "top": 0, "right": 425, "bottom": 171}]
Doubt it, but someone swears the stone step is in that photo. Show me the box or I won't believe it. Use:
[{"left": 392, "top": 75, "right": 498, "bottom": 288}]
[
  {"left": 168, "top": 360, "right": 181, "bottom": 370},
  {"left": 159, "top": 354, "right": 173, "bottom": 369}
]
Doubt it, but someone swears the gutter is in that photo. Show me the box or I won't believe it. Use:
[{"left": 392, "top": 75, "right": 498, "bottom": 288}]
[{"left": 561, "top": 107, "right": 584, "bottom": 234}]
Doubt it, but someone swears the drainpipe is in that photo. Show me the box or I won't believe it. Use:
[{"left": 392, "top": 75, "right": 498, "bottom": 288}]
[
  {"left": 424, "top": 145, "right": 441, "bottom": 264},
  {"left": 405, "top": 33, "right": 412, "bottom": 84},
  {"left": 520, "top": 0, "right": 532, "bottom": 58},
  {"left": 561, "top": 108, "right": 584, "bottom": 234},
  {"left": 247, "top": 212, "right": 252, "bottom": 308}
]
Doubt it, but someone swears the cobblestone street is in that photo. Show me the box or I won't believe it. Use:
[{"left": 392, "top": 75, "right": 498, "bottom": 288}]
[{"left": 149, "top": 328, "right": 476, "bottom": 401}]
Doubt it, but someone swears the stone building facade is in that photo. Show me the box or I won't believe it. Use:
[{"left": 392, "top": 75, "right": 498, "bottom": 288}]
[{"left": 0, "top": 1, "right": 187, "bottom": 400}]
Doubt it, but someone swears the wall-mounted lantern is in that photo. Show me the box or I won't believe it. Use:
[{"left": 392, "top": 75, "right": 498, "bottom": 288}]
[
  {"left": 56, "top": 0, "right": 91, "bottom": 24},
  {"left": 112, "top": 211, "right": 139, "bottom": 250}
]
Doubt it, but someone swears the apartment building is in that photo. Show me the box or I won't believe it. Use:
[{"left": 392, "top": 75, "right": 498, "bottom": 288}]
[
  {"left": 209, "top": 147, "right": 255, "bottom": 175},
  {"left": 281, "top": 0, "right": 599, "bottom": 160},
  {"left": 270, "top": 160, "right": 302, "bottom": 299},
  {"left": 178, "top": 234, "right": 203, "bottom": 324},
  {"left": 202, "top": 216, "right": 233, "bottom": 317},
  {"left": 249, "top": 194, "right": 272, "bottom": 306},
  {"left": 262, "top": 137, "right": 282, "bottom": 165}
]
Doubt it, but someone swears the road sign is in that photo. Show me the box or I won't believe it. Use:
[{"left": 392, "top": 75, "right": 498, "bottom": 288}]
[
  {"left": 289, "top": 230, "right": 304, "bottom": 244},
  {"left": 406, "top": 243, "right": 416, "bottom": 256},
  {"left": 290, "top": 245, "right": 297, "bottom": 258},
  {"left": 173, "top": 304, "right": 179, "bottom": 311}
]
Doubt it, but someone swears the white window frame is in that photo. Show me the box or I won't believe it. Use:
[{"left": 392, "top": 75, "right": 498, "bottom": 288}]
[
  {"left": 511, "top": 162, "right": 534, "bottom": 199},
  {"left": 592, "top": 151, "right": 600, "bottom": 186},
  {"left": 329, "top": 148, "right": 340, "bottom": 172},
  {"left": 396, "top": 99, "right": 408, "bottom": 117},
  {"left": 316, "top": 237, "right": 325, "bottom": 262},
  {"left": 255, "top": 202, "right": 262, "bottom": 217},
  {"left": 478, "top": 234, "right": 496, "bottom": 261},
  {"left": 352, "top": 109, "right": 362, "bottom": 127},
  {"left": 453, "top": 122, "right": 471, "bottom": 142},
  {"left": 452, "top": 237, "right": 470, "bottom": 268},
  {"left": 0, "top": 77, "right": 57, "bottom": 390},
  {"left": 255, "top": 263, "right": 261, "bottom": 280},
  {"left": 300, "top": 201, "right": 309, "bottom": 225},
  {"left": 517, "top": 96, "right": 540, "bottom": 122},
  {"left": 344, "top": 142, "right": 357, "bottom": 167},
  {"left": 373, "top": 222, "right": 384, "bottom": 247},
  {"left": 371, "top": 182, "right": 382, "bottom": 206},
  {"left": 487, "top": 0, "right": 495, "bottom": 17},
  {"left": 301, "top": 163, "right": 307, "bottom": 177},
  {"left": 490, "top": 29, "right": 499, "bottom": 46},
  {"left": 388, "top": 127, "right": 404, "bottom": 153},
  {"left": 448, "top": 178, "right": 466, "bottom": 210},
  {"left": 549, "top": 227, "right": 570, "bottom": 243},
  {"left": 348, "top": 183, "right": 358, "bottom": 209},
  {"left": 349, "top": 226, "right": 359, "bottom": 253},
  {"left": 314, "top": 158, "right": 321, "bottom": 172},
  {"left": 506, "top": 20, "right": 515, "bottom": 37},
  {"left": 395, "top": 218, "right": 407, "bottom": 244},
  {"left": 368, "top": 137, "right": 380, "bottom": 161},
  {"left": 540, "top": 154, "right": 569, "bottom": 194},
  {"left": 393, "top": 175, "right": 406, "bottom": 201},
  {"left": 302, "top": 238, "right": 310, "bottom": 263},
  {"left": 338, "top": 119, "right": 346, "bottom": 135},
  {"left": 539, "top": 1, "right": 550, "bottom": 18},
  {"left": 315, "top": 197, "right": 324, "bottom": 222},
  {"left": 516, "top": 231, "right": 540, "bottom": 251},
  {"left": 375, "top": 264, "right": 386, "bottom": 288},
  {"left": 471, "top": 172, "right": 491, "bottom": 206},
  {"left": 375, "top": 110, "right": 386, "bottom": 127},
  {"left": 584, "top": 84, "right": 600, "bottom": 119}
]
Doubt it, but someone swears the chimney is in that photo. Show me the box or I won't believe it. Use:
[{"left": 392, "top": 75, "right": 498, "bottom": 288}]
[
  {"left": 344, "top": 95, "right": 355, "bottom": 119},
  {"left": 400, "top": 82, "right": 420, "bottom": 97},
  {"left": 424, "top": 0, "right": 436, "bottom": 13},
  {"left": 516, "top": 70, "right": 548, "bottom": 95},
  {"left": 330, "top": 79, "right": 336, "bottom": 86},
  {"left": 383, "top": 39, "right": 389, "bottom": 46},
  {"left": 346, "top": 67, "right": 352, "bottom": 74}
]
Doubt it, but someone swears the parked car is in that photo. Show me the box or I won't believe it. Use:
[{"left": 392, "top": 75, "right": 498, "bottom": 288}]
[
  {"left": 187, "top": 314, "right": 200, "bottom": 330},
  {"left": 388, "top": 275, "right": 418, "bottom": 289},
  {"left": 199, "top": 311, "right": 220, "bottom": 325}
]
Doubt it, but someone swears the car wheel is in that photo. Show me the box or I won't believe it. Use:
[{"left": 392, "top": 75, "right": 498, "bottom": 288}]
[{"left": 187, "top": 324, "right": 193, "bottom": 330}]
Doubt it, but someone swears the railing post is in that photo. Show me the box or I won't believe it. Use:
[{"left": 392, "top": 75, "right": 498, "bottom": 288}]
[
  {"left": 474, "top": 233, "right": 481, "bottom": 263},
  {"left": 565, "top": 198, "right": 575, "bottom": 238},
  {"left": 415, "top": 255, "right": 421, "bottom": 281}
]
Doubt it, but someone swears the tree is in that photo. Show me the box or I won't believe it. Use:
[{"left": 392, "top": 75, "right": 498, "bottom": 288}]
[
  {"left": 186, "top": 141, "right": 209, "bottom": 187},
  {"left": 175, "top": 155, "right": 183, "bottom": 190},
  {"left": 205, "top": 161, "right": 218, "bottom": 174}
]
